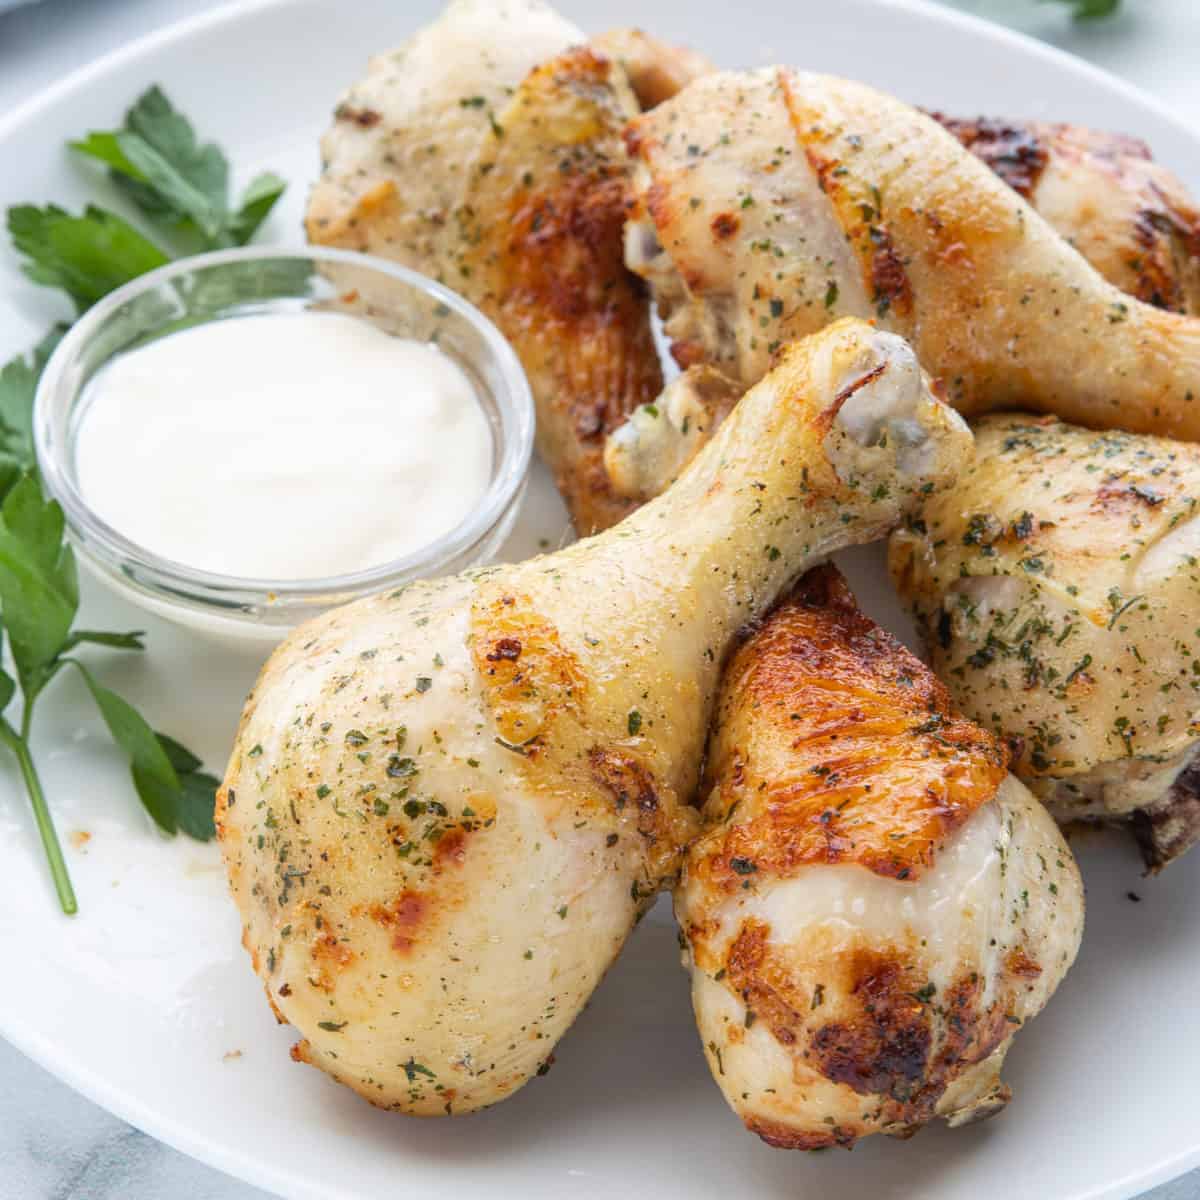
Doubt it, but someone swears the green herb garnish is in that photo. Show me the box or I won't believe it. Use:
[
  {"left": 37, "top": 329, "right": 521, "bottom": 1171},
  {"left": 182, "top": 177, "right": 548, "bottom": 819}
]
[
  {"left": 0, "top": 462, "right": 217, "bottom": 912},
  {"left": 402, "top": 1058, "right": 436, "bottom": 1082},
  {"left": 0, "top": 84, "right": 288, "bottom": 913},
  {"left": 7, "top": 204, "right": 168, "bottom": 312},
  {"left": 1044, "top": 0, "right": 1120, "bottom": 18},
  {"left": 70, "top": 86, "right": 285, "bottom": 250}
]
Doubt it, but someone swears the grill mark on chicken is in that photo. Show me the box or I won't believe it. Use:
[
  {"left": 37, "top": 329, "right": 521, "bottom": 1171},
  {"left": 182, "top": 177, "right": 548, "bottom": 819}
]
[
  {"left": 370, "top": 890, "right": 427, "bottom": 954},
  {"left": 334, "top": 102, "right": 383, "bottom": 129},
  {"left": 486, "top": 637, "right": 524, "bottom": 663},
  {"left": 725, "top": 919, "right": 805, "bottom": 1047},
  {"left": 812, "top": 967, "right": 1014, "bottom": 1136},
  {"left": 434, "top": 827, "right": 469, "bottom": 869},
  {"left": 1094, "top": 478, "right": 1166, "bottom": 511},
  {"left": 867, "top": 227, "right": 913, "bottom": 318},
  {"left": 471, "top": 593, "right": 586, "bottom": 753},
  {"left": 309, "top": 930, "right": 355, "bottom": 991},
  {"left": 722, "top": 919, "right": 1020, "bottom": 1146},
  {"left": 588, "top": 747, "right": 672, "bottom": 862},
  {"left": 710, "top": 211, "right": 740, "bottom": 240},
  {"left": 744, "top": 1116, "right": 854, "bottom": 1151},
  {"left": 1004, "top": 947, "right": 1043, "bottom": 979}
]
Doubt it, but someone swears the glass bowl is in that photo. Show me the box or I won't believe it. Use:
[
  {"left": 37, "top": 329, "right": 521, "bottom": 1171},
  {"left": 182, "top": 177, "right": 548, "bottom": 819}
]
[{"left": 34, "top": 246, "right": 534, "bottom": 643}]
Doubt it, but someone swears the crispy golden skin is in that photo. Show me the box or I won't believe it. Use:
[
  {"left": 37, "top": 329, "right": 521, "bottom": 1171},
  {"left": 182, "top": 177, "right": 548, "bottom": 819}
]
[
  {"left": 890, "top": 414, "right": 1200, "bottom": 868},
  {"left": 677, "top": 567, "right": 1082, "bottom": 1149},
  {"left": 218, "top": 320, "right": 973, "bottom": 1117},
  {"left": 695, "top": 568, "right": 1008, "bottom": 888},
  {"left": 933, "top": 115, "right": 1200, "bottom": 315},
  {"left": 306, "top": 2, "right": 663, "bottom": 532},
  {"left": 454, "top": 48, "right": 663, "bottom": 532},
  {"left": 609, "top": 89, "right": 1200, "bottom": 503},
  {"left": 623, "top": 68, "right": 1200, "bottom": 440}
]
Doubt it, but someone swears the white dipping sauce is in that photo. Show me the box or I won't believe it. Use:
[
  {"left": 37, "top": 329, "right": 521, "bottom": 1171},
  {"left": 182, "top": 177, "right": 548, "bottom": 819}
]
[{"left": 75, "top": 312, "right": 493, "bottom": 581}]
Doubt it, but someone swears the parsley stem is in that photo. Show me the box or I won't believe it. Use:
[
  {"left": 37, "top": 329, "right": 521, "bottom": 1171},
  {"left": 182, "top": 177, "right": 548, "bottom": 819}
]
[{"left": 0, "top": 720, "right": 77, "bottom": 915}]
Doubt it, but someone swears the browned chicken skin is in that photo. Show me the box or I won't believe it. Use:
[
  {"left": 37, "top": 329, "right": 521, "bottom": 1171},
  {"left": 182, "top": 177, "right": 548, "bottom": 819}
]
[
  {"left": 271, "top": 4, "right": 1094, "bottom": 1141},
  {"left": 453, "top": 48, "right": 661, "bottom": 532},
  {"left": 677, "top": 566, "right": 1082, "bottom": 1149},
  {"left": 309, "top": 1, "right": 1200, "bottom": 530},
  {"left": 623, "top": 69, "right": 1200, "bottom": 444},
  {"left": 890, "top": 413, "right": 1200, "bottom": 870},
  {"left": 607, "top": 73, "right": 1200, "bottom": 508},
  {"left": 218, "top": 320, "right": 975, "bottom": 1116},
  {"left": 306, "top": 1, "right": 678, "bottom": 532},
  {"left": 933, "top": 114, "right": 1200, "bottom": 315}
]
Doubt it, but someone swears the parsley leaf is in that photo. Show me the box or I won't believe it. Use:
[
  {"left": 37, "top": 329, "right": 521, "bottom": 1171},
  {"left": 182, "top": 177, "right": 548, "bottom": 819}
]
[
  {"left": 159, "top": 731, "right": 220, "bottom": 840},
  {"left": 1043, "top": 0, "right": 1120, "bottom": 17},
  {"left": 0, "top": 476, "right": 79, "bottom": 697},
  {"left": 229, "top": 172, "right": 288, "bottom": 245},
  {"left": 72, "top": 662, "right": 184, "bottom": 834},
  {"left": 7, "top": 204, "right": 168, "bottom": 311},
  {"left": 60, "top": 629, "right": 146, "bottom": 652},
  {"left": 0, "top": 399, "right": 218, "bottom": 912},
  {"left": 0, "top": 82, "right": 284, "bottom": 912},
  {"left": 71, "top": 86, "right": 285, "bottom": 249},
  {"left": 122, "top": 85, "right": 229, "bottom": 228},
  {"left": 0, "top": 327, "right": 63, "bottom": 470}
]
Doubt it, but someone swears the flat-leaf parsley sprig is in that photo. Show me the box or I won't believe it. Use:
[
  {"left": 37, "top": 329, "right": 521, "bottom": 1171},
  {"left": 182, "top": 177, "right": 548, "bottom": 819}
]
[
  {"left": 1047, "top": 0, "right": 1120, "bottom": 18},
  {"left": 1, "top": 84, "right": 286, "bottom": 913},
  {"left": 69, "top": 86, "right": 285, "bottom": 252},
  {"left": 0, "top": 353, "right": 219, "bottom": 914}
]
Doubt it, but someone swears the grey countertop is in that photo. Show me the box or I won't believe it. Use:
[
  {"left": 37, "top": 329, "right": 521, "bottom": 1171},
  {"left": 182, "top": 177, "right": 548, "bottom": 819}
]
[{"left": 0, "top": 0, "right": 1198, "bottom": 1197}]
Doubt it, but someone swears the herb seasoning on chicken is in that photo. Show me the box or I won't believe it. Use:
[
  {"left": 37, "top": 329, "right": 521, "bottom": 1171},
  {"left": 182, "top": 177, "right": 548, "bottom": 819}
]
[
  {"left": 621, "top": 67, "right": 1200, "bottom": 443},
  {"left": 678, "top": 566, "right": 1082, "bottom": 1149},
  {"left": 891, "top": 413, "right": 1200, "bottom": 868},
  {"left": 305, "top": 0, "right": 707, "bottom": 534},
  {"left": 218, "top": 319, "right": 972, "bottom": 1115}
]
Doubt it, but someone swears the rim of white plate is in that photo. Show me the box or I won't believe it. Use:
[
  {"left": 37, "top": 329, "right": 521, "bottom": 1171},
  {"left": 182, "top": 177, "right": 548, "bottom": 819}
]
[{"left": 1, "top": 2, "right": 1198, "bottom": 1198}]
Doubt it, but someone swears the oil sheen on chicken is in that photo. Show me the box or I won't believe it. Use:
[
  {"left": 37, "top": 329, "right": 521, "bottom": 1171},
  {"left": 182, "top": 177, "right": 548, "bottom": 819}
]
[
  {"left": 678, "top": 567, "right": 1082, "bottom": 1149},
  {"left": 890, "top": 414, "right": 1200, "bottom": 868}
]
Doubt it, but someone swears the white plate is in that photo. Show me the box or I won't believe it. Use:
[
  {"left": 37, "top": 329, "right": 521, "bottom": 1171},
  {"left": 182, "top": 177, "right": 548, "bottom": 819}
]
[{"left": 1, "top": 2, "right": 1198, "bottom": 1198}]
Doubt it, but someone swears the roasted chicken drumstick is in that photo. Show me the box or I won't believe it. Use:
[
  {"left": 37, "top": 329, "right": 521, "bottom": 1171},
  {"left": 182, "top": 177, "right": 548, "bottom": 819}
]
[
  {"left": 624, "top": 69, "right": 1200, "bottom": 440},
  {"left": 891, "top": 414, "right": 1200, "bottom": 869},
  {"left": 307, "top": 0, "right": 664, "bottom": 532},
  {"left": 306, "top": 1, "right": 713, "bottom": 533},
  {"left": 933, "top": 114, "right": 1200, "bottom": 316},
  {"left": 611, "top": 85, "right": 1200, "bottom": 506},
  {"left": 218, "top": 320, "right": 971, "bottom": 1115},
  {"left": 680, "top": 566, "right": 1083, "bottom": 1148}
]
